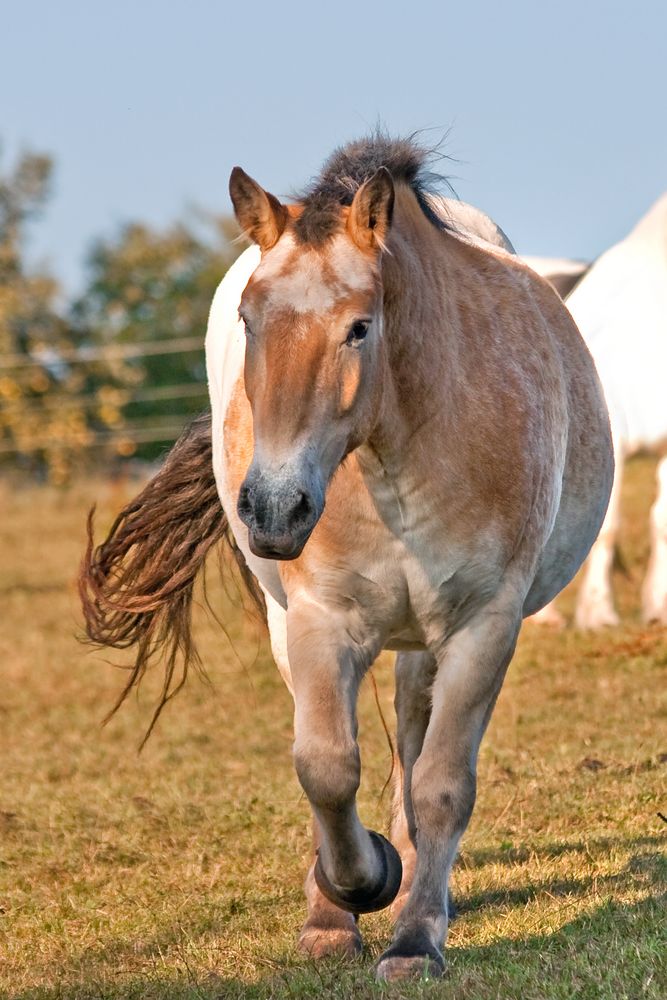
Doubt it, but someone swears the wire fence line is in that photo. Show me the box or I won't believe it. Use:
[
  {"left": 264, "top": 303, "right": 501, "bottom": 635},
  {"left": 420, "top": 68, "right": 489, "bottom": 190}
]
[
  {"left": 0, "top": 338, "right": 213, "bottom": 457},
  {"left": 0, "top": 335, "right": 206, "bottom": 369},
  {"left": 0, "top": 419, "right": 198, "bottom": 455},
  {"left": 6, "top": 382, "right": 210, "bottom": 411}
]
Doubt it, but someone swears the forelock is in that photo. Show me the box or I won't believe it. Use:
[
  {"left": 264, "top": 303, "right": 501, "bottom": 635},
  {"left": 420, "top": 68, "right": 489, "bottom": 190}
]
[{"left": 250, "top": 234, "right": 375, "bottom": 317}]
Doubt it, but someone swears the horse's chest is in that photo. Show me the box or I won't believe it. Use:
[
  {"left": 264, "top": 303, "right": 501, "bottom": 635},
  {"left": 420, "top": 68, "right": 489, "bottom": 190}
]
[{"left": 300, "top": 506, "right": 502, "bottom": 652}]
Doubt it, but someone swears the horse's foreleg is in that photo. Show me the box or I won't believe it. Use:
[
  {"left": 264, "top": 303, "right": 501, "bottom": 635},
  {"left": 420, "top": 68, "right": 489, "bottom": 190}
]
[
  {"left": 390, "top": 651, "right": 436, "bottom": 918},
  {"left": 575, "top": 436, "right": 624, "bottom": 628},
  {"left": 642, "top": 455, "right": 667, "bottom": 624},
  {"left": 287, "top": 603, "right": 402, "bottom": 918},
  {"left": 298, "top": 820, "right": 362, "bottom": 958},
  {"left": 264, "top": 592, "right": 361, "bottom": 957},
  {"left": 377, "top": 601, "right": 521, "bottom": 981}
]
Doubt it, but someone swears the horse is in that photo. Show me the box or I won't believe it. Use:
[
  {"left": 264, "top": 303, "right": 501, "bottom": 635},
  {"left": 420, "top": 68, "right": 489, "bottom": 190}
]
[
  {"left": 80, "top": 135, "right": 613, "bottom": 981},
  {"left": 524, "top": 192, "right": 667, "bottom": 628}
]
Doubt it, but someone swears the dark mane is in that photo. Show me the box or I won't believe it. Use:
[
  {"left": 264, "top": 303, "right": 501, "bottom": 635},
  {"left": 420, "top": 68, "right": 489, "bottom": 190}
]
[{"left": 294, "top": 132, "right": 453, "bottom": 245}]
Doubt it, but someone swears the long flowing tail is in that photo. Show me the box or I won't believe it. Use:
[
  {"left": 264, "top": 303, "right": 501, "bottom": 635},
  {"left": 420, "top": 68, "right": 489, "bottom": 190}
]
[{"left": 79, "top": 412, "right": 265, "bottom": 745}]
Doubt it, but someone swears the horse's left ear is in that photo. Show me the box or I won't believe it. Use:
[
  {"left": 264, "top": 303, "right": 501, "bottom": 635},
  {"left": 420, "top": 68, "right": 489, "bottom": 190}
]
[
  {"left": 229, "top": 167, "right": 288, "bottom": 252},
  {"left": 347, "top": 167, "right": 394, "bottom": 252}
]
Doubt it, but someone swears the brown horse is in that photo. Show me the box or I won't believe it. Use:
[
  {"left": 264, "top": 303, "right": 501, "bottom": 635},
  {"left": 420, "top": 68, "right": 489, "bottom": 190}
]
[{"left": 81, "top": 135, "right": 613, "bottom": 981}]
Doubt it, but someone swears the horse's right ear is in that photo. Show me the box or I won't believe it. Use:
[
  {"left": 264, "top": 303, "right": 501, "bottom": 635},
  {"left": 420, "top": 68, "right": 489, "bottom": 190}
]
[
  {"left": 229, "top": 168, "right": 288, "bottom": 252},
  {"left": 347, "top": 167, "right": 394, "bottom": 252}
]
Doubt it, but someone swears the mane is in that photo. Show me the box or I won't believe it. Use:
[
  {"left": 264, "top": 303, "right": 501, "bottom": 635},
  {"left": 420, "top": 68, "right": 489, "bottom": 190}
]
[{"left": 294, "top": 133, "right": 453, "bottom": 245}]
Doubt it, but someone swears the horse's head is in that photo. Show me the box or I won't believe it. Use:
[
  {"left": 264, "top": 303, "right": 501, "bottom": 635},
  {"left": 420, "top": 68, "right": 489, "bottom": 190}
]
[{"left": 229, "top": 165, "right": 394, "bottom": 559}]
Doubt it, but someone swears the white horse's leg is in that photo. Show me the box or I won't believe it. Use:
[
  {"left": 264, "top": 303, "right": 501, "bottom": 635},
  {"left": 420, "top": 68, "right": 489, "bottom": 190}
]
[
  {"left": 377, "top": 597, "right": 521, "bottom": 981},
  {"left": 575, "top": 437, "right": 624, "bottom": 629},
  {"left": 390, "top": 651, "right": 436, "bottom": 919},
  {"left": 263, "top": 592, "right": 361, "bottom": 958},
  {"left": 642, "top": 455, "right": 667, "bottom": 624}
]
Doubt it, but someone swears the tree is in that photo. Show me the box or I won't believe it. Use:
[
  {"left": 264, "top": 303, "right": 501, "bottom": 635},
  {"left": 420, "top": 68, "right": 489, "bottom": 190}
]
[
  {"left": 71, "top": 215, "right": 241, "bottom": 460},
  {"left": 0, "top": 142, "right": 242, "bottom": 478},
  {"left": 0, "top": 148, "right": 131, "bottom": 481}
]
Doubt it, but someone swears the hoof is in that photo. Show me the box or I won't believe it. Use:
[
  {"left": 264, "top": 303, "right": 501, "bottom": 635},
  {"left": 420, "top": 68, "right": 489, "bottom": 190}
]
[
  {"left": 376, "top": 945, "right": 444, "bottom": 982},
  {"left": 314, "top": 831, "right": 402, "bottom": 915},
  {"left": 642, "top": 603, "right": 667, "bottom": 626},
  {"left": 298, "top": 923, "right": 362, "bottom": 959}
]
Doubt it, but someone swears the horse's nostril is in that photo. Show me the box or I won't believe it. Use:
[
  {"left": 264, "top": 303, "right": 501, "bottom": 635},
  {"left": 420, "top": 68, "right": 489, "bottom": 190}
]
[
  {"left": 237, "top": 483, "right": 253, "bottom": 519},
  {"left": 294, "top": 491, "right": 312, "bottom": 517}
]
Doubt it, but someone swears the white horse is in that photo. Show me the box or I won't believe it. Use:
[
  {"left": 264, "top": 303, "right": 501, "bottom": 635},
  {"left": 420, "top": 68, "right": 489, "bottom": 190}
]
[{"left": 526, "top": 192, "right": 667, "bottom": 627}]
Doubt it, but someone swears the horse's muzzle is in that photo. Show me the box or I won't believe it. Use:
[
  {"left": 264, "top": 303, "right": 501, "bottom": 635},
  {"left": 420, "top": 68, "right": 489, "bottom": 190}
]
[{"left": 237, "top": 470, "right": 322, "bottom": 561}]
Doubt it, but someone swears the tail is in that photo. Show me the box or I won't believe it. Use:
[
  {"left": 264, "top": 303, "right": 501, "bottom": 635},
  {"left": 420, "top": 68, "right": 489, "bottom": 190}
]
[{"left": 79, "top": 412, "right": 265, "bottom": 746}]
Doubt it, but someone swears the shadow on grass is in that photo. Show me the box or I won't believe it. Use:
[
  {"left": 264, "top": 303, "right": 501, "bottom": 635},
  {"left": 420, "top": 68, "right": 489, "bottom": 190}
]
[
  {"left": 10, "top": 893, "right": 665, "bottom": 1000},
  {"left": 459, "top": 832, "right": 666, "bottom": 868},
  {"left": 9, "top": 853, "right": 665, "bottom": 1000}
]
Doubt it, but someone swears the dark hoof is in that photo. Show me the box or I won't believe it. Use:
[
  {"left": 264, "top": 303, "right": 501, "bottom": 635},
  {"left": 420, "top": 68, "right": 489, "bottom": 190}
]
[{"left": 314, "top": 831, "right": 402, "bottom": 915}]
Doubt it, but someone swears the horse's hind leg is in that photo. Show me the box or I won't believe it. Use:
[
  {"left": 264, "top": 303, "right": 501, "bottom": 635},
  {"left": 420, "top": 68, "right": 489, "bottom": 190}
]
[
  {"left": 642, "top": 455, "right": 667, "bottom": 624},
  {"left": 377, "top": 599, "right": 521, "bottom": 981},
  {"left": 391, "top": 651, "right": 458, "bottom": 924}
]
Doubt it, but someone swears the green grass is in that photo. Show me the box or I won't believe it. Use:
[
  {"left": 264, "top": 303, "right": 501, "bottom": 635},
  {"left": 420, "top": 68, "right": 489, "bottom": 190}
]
[{"left": 0, "top": 458, "right": 665, "bottom": 998}]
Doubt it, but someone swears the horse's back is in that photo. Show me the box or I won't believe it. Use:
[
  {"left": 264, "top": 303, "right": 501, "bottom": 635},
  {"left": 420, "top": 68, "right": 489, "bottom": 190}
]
[
  {"left": 427, "top": 194, "right": 515, "bottom": 254},
  {"left": 522, "top": 256, "right": 590, "bottom": 299}
]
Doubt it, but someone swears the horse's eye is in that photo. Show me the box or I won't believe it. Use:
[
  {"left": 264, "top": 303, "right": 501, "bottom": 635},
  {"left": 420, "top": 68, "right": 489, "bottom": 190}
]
[
  {"left": 345, "top": 321, "right": 369, "bottom": 346},
  {"left": 241, "top": 316, "right": 253, "bottom": 338}
]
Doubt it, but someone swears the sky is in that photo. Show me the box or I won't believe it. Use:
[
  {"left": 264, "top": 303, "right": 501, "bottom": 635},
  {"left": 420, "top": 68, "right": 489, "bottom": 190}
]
[{"left": 4, "top": 0, "right": 667, "bottom": 297}]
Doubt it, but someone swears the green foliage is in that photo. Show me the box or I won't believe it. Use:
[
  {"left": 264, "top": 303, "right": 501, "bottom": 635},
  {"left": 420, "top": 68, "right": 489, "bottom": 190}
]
[
  {"left": 0, "top": 138, "right": 242, "bottom": 477},
  {"left": 0, "top": 148, "right": 76, "bottom": 480},
  {"left": 71, "top": 216, "right": 240, "bottom": 460},
  {"left": 0, "top": 149, "right": 136, "bottom": 481}
]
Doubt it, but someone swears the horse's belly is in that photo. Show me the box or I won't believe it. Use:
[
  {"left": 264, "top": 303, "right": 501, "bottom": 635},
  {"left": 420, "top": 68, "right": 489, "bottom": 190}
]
[{"left": 384, "top": 634, "right": 428, "bottom": 652}]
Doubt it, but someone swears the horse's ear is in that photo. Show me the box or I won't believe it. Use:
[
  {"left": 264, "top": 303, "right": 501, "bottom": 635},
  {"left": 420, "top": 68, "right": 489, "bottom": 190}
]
[
  {"left": 229, "top": 167, "right": 288, "bottom": 251},
  {"left": 347, "top": 167, "right": 394, "bottom": 252}
]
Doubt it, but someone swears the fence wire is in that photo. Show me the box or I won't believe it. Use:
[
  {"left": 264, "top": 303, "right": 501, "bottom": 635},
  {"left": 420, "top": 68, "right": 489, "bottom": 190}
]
[{"left": 0, "top": 338, "right": 211, "bottom": 456}]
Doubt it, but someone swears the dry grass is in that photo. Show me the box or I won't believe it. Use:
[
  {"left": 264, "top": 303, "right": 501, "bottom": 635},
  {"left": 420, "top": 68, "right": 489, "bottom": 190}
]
[{"left": 0, "top": 458, "right": 665, "bottom": 999}]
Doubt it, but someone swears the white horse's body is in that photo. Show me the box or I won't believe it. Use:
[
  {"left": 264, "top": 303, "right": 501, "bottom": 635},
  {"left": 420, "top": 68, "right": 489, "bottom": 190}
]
[{"left": 525, "top": 192, "right": 667, "bottom": 626}]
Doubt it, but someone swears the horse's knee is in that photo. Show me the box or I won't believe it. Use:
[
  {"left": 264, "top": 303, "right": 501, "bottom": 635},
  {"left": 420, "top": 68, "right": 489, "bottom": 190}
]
[
  {"left": 411, "top": 758, "right": 476, "bottom": 837},
  {"left": 293, "top": 738, "right": 360, "bottom": 810}
]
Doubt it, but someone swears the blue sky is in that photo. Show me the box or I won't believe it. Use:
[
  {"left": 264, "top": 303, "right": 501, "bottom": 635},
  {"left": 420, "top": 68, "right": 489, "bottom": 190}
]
[{"left": 4, "top": 0, "right": 666, "bottom": 295}]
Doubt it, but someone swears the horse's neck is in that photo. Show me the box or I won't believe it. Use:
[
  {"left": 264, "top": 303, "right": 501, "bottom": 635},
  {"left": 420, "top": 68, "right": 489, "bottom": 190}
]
[{"left": 371, "top": 188, "right": 464, "bottom": 462}]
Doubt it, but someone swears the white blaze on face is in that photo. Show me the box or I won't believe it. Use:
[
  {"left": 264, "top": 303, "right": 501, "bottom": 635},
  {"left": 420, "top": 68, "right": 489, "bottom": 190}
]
[{"left": 254, "top": 233, "right": 375, "bottom": 317}]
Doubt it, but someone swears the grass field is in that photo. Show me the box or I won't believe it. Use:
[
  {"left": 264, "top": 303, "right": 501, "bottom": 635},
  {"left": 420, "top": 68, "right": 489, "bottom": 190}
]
[{"left": 1, "top": 458, "right": 665, "bottom": 999}]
